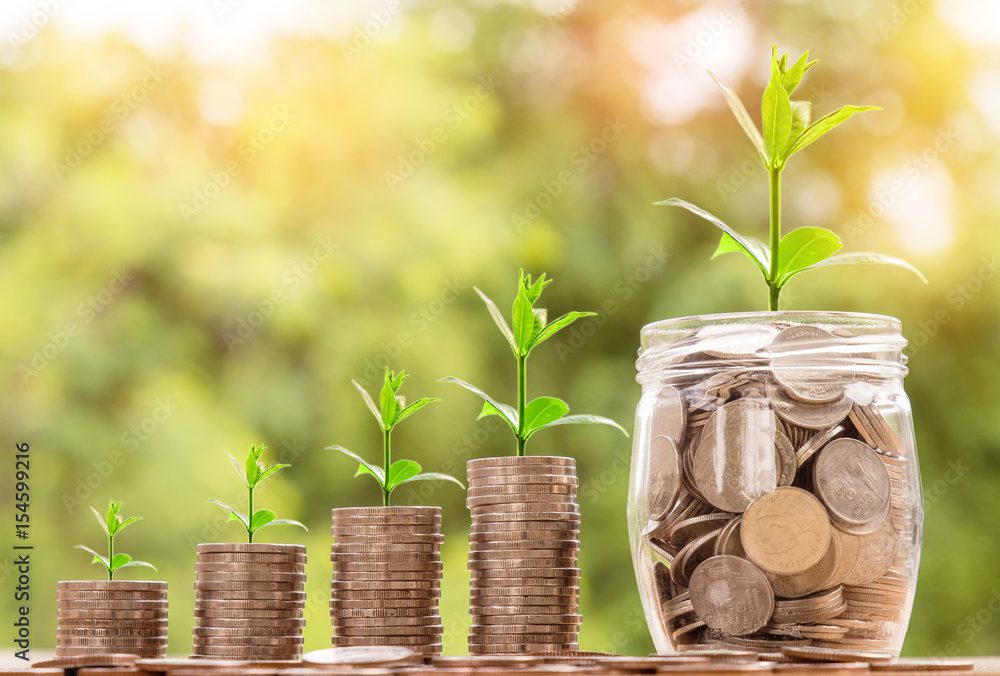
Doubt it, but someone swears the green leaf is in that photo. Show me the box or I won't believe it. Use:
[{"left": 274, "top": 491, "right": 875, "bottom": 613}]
[
  {"left": 439, "top": 377, "right": 518, "bottom": 434},
  {"left": 545, "top": 414, "right": 629, "bottom": 436},
  {"left": 105, "top": 500, "right": 121, "bottom": 536},
  {"left": 227, "top": 452, "right": 248, "bottom": 486},
  {"left": 386, "top": 459, "right": 422, "bottom": 490},
  {"left": 708, "top": 71, "right": 769, "bottom": 163},
  {"left": 113, "top": 516, "right": 142, "bottom": 536},
  {"left": 475, "top": 287, "right": 517, "bottom": 354},
  {"left": 511, "top": 290, "right": 535, "bottom": 355},
  {"left": 529, "top": 311, "right": 596, "bottom": 350},
  {"left": 392, "top": 397, "right": 439, "bottom": 428},
  {"left": 478, "top": 400, "right": 519, "bottom": 426},
  {"left": 352, "top": 380, "right": 384, "bottom": 431},
  {"left": 115, "top": 560, "right": 157, "bottom": 571},
  {"left": 786, "top": 101, "right": 811, "bottom": 155},
  {"left": 379, "top": 373, "right": 398, "bottom": 431},
  {"left": 793, "top": 251, "right": 927, "bottom": 283},
  {"left": 250, "top": 509, "right": 276, "bottom": 532},
  {"left": 780, "top": 51, "right": 813, "bottom": 94},
  {"left": 393, "top": 472, "right": 465, "bottom": 491},
  {"left": 786, "top": 105, "right": 881, "bottom": 157},
  {"left": 522, "top": 397, "right": 570, "bottom": 437},
  {"left": 109, "top": 553, "right": 132, "bottom": 572},
  {"left": 326, "top": 445, "right": 386, "bottom": 487},
  {"left": 245, "top": 449, "right": 260, "bottom": 488},
  {"left": 776, "top": 227, "right": 843, "bottom": 283},
  {"left": 656, "top": 198, "right": 770, "bottom": 277},
  {"left": 90, "top": 506, "right": 109, "bottom": 536},
  {"left": 711, "top": 233, "right": 772, "bottom": 271},
  {"left": 762, "top": 76, "right": 792, "bottom": 164},
  {"left": 255, "top": 463, "right": 290, "bottom": 486},
  {"left": 520, "top": 269, "right": 550, "bottom": 303},
  {"left": 75, "top": 544, "right": 110, "bottom": 570},
  {"left": 258, "top": 518, "right": 308, "bottom": 531},
  {"left": 208, "top": 499, "right": 250, "bottom": 530}
]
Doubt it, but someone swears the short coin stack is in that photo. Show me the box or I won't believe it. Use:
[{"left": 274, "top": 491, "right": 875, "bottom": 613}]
[
  {"left": 467, "top": 456, "right": 582, "bottom": 655},
  {"left": 330, "top": 506, "right": 444, "bottom": 655},
  {"left": 56, "top": 580, "right": 168, "bottom": 657},
  {"left": 192, "top": 543, "right": 305, "bottom": 660}
]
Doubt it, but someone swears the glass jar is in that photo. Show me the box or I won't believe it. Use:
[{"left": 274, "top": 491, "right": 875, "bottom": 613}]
[{"left": 627, "top": 312, "right": 922, "bottom": 657}]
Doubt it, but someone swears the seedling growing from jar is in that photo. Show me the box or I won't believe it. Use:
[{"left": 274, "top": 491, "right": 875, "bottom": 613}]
[
  {"left": 210, "top": 443, "right": 307, "bottom": 543},
  {"left": 329, "top": 368, "right": 464, "bottom": 506},
  {"left": 442, "top": 270, "right": 627, "bottom": 456},
  {"left": 75, "top": 500, "right": 156, "bottom": 581},
  {"left": 658, "top": 46, "right": 925, "bottom": 310}
]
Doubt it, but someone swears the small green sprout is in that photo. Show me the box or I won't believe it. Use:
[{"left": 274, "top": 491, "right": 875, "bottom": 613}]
[
  {"left": 75, "top": 500, "right": 156, "bottom": 581},
  {"left": 658, "top": 46, "right": 925, "bottom": 310},
  {"left": 329, "top": 368, "right": 464, "bottom": 506},
  {"left": 442, "top": 270, "right": 627, "bottom": 457},
  {"left": 209, "top": 443, "right": 307, "bottom": 543}
]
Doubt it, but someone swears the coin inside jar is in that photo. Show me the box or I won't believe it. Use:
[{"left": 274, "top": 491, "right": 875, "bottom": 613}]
[
  {"left": 688, "top": 555, "right": 775, "bottom": 636},
  {"left": 741, "top": 487, "right": 832, "bottom": 576},
  {"left": 767, "top": 326, "right": 851, "bottom": 404},
  {"left": 691, "top": 399, "right": 779, "bottom": 513},
  {"left": 813, "top": 438, "right": 891, "bottom": 531},
  {"left": 648, "top": 436, "right": 682, "bottom": 520}
]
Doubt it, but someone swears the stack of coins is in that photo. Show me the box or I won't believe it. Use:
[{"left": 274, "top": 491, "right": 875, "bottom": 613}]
[
  {"left": 330, "top": 506, "right": 443, "bottom": 655},
  {"left": 192, "top": 543, "right": 305, "bottom": 660},
  {"left": 467, "top": 456, "right": 582, "bottom": 655},
  {"left": 636, "top": 324, "right": 920, "bottom": 656},
  {"left": 56, "top": 580, "right": 168, "bottom": 657}
]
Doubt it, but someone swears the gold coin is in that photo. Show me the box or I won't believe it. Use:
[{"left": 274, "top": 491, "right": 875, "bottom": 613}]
[
  {"left": 469, "top": 546, "right": 578, "bottom": 558},
  {"left": 331, "top": 588, "right": 439, "bottom": 599},
  {"left": 474, "top": 614, "right": 581, "bottom": 625},
  {"left": 57, "top": 581, "right": 167, "bottom": 592},
  {"left": 468, "top": 483, "right": 577, "bottom": 496},
  {"left": 842, "top": 521, "right": 899, "bottom": 585},
  {"left": 814, "top": 439, "right": 891, "bottom": 530},
  {"left": 196, "top": 543, "right": 305, "bottom": 555},
  {"left": 467, "top": 456, "right": 575, "bottom": 469},
  {"left": 332, "top": 579, "right": 439, "bottom": 590},
  {"left": 195, "top": 590, "right": 306, "bottom": 602},
  {"left": 194, "top": 582, "right": 303, "bottom": 593},
  {"left": 57, "top": 590, "right": 167, "bottom": 600},
  {"left": 470, "top": 567, "right": 580, "bottom": 578},
  {"left": 767, "top": 380, "right": 852, "bottom": 430},
  {"left": 470, "top": 585, "right": 577, "bottom": 596},
  {"left": 194, "top": 562, "right": 305, "bottom": 572},
  {"left": 58, "top": 600, "right": 168, "bottom": 609},
  {"left": 57, "top": 610, "right": 167, "bottom": 620},
  {"left": 332, "top": 561, "right": 442, "bottom": 573},
  {"left": 781, "top": 646, "right": 892, "bottom": 663},
  {"left": 741, "top": 487, "right": 832, "bottom": 575},
  {"left": 470, "top": 473, "right": 580, "bottom": 487},
  {"left": 195, "top": 571, "right": 306, "bottom": 582},
  {"left": 197, "top": 552, "right": 306, "bottom": 565},
  {"left": 332, "top": 506, "right": 440, "bottom": 516},
  {"left": 332, "top": 615, "right": 441, "bottom": 628},
  {"left": 768, "top": 326, "right": 850, "bottom": 403}
]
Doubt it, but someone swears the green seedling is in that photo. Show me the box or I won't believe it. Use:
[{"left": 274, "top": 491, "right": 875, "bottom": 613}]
[
  {"left": 658, "top": 46, "right": 925, "bottom": 310},
  {"left": 75, "top": 499, "right": 156, "bottom": 581},
  {"left": 210, "top": 443, "right": 307, "bottom": 543},
  {"left": 329, "top": 368, "right": 464, "bottom": 506},
  {"left": 442, "top": 270, "right": 627, "bottom": 457}
]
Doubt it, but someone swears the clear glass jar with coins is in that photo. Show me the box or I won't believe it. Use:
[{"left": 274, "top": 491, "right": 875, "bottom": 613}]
[{"left": 627, "top": 312, "right": 922, "bottom": 658}]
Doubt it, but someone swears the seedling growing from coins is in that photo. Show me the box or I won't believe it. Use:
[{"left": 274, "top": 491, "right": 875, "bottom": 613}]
[
  {"left": 658, "top": 46, "right": 925, "bottom": 310},
  {"left": 209, "top": 443, "right": 307, "bottom": 543},
  {"left": 442, "top": 270, "right": 627, "bottom": 456},
  {"left": 329, "top": 368, "right": 464, "bottom": 506},
  {"left": 75, "top": 499, "right": 156, "bottom": 580}
]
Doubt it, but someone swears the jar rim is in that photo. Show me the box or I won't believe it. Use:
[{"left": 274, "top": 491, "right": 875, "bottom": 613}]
[{"left": 641, "top": 310, "right": 902, "bottom": 336}]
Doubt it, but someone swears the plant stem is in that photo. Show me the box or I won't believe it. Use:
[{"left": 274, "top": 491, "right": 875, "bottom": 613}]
[
  {"left": 516, "top": 354, "right": 527, "bottom": 457},
  {"left": 382, "top": 429, "right": 392, "bottom": 507},
  {"left": 247, "top": 484, "right": 254, "bottom": 543},
  {"left": 107, "top": 530, "right": 114, "bottom": 581},
  {"left": 768, "top": 167, "right": 783, "bottom": 311}
]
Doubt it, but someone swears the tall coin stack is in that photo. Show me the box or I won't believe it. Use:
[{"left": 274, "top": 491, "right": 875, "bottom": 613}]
[
  {"left": 330, "top": 506, "right": 444, "bottom": 655},
  {"left": 56, "top": 580, "right": 168, "bottom": 657},
  {"left": 467, "top": 456, "right": 582, "bottom": 655},
  {"left": 192, "top": 543, "right": 306, "bottom": 660}
]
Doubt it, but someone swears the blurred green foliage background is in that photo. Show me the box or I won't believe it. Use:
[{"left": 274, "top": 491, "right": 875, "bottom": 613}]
[{"left": 1, "top": 0, "right": 999, "bottom": 659}]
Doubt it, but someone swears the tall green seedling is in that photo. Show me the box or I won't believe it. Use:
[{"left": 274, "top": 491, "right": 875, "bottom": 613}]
[
  {"left": 442, "top": 270, "right": 627, "bottom": 457},
  {"left": 658, "top": 46, "right": 925, "bottom": 310},
  {"left": 209, "top": 443, "right": 307, "bottom": 543},
  {"left": 75, "top": 500, "right": 156, "bottom": 581},
  {"left": 329, "top": 368, "right": 464, "bottom": 506}
]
